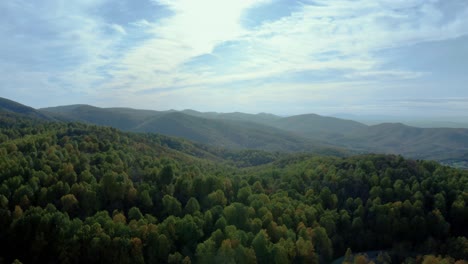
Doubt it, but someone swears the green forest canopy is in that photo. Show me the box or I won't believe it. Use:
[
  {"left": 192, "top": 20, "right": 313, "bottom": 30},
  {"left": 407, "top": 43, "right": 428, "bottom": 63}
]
[{"left": 0, "top": 113, "right": 467, "bottom": 263}]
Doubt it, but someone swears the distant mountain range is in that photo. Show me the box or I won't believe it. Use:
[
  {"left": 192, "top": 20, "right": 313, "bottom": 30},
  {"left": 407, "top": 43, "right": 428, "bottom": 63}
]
[
  {"left": 1, "top": 97, "right": 467, "bottom": 167},
  {"left": 333, "top": 113, "right": 468, "bottom": 128},
  {"left": 40, "top": 104, "right": 344, "bottom": 155}
]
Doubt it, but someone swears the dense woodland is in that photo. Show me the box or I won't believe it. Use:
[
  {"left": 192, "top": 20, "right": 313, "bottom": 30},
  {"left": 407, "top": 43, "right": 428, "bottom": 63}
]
[
  {"left": 0, "top": 112, "right": 467, "bottom": 263},
  {"left": 40, "top": 102, "right": 468, "bottom": 166}
]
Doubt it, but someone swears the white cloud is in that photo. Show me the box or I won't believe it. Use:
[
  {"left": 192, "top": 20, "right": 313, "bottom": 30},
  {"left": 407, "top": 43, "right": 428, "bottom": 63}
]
[
  {"left": 96, "top": 79, "right": 383, "bottom": 115},
  {"left": 154, "top": 0, "right": 266, "bottom": 51},
  {"left": 344, "top": 70, "right": 427, "bottom": 80},
  {"left": 110, "top": 24, "right": 127, "bottom": 35},
  {"left": 130, "top": 19, "right": 152, "bottom": 28},
  {"left": 2, "top": 0, "right": 468, "bottom": 114},
  {"left": 97, "top": 0, "right": 271, "bottom": 91},
  {"left": 97, "top": 0, "right": 468, "bottom": 94},
  {"left": 0, "top": 0, "right": 128, "bottom": 97}
]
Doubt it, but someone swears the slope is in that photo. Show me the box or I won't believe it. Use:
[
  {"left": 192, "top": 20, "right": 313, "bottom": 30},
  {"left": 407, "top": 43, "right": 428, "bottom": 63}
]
[
  {"left": 133, "top": 112, "right": 337, "bottom": 153},
  {"left": 181, "top": 109, "right": 281, "bottom": 124},
  {"left": 258, "top": 113, "right": 468, "bottom": 165},
  {"left": 31, "top": 99, "right": 468, "bottom": 165},
  {"left": 341, "top": 123, "right": 468, "bottom": 161},
  {"left": 0, "top": 114, "right": 466, "bottom": 263},
  {"left": 40, "top": 104, "right": 346, "bottom": 154},
  {"left": 0, "top": 97, "right": 54, "bottom": 121},
  {"left": 41, "top": 104, "right": 166, "bottom": 130},
  {"left": 269, "top": 113, "right": 367, "bottom": 141}
]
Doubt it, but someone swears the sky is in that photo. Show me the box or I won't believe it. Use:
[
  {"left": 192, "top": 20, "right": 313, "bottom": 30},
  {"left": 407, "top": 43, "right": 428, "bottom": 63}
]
[{"left": 1, "top": 0, "right": 468, "bottom": 117}]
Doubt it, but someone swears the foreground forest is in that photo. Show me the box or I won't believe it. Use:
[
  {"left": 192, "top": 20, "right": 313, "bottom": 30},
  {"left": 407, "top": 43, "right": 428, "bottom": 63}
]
[{"left": 0, "top": 112, "right": 467, "bottom": 263}]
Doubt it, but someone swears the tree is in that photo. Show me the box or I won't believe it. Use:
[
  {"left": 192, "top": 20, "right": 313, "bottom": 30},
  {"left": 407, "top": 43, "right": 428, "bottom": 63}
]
[
  {"left": 59, "top": 163, "right": 77, "bottom": 185},
  {"left": 185, "top": 197, "right": 201, "bottom": 214},
  {"left": 13, "top": 205, "right": 23, "bottom": 219},
  {"left": 376, "top": 251, "right": 392, "bottom": 264},
  {"left": 313, "top": 227, "right": 333, "bottom": 263},
  {"left": 160, "top": 165, "right": 174, "bottom": 185},
  {"left": 320, "top": 187, "right": 337, "bottom": 209},
  {"left": 158, "top": 234, "right": 171, "bottom": 259},
  {"left": 344, "top": 248, "right": 353, "bottom": 264},
  {"left": 296, "top": 237, "right": 317, "bottom": 264},
  {"left": 433, "top": 193, "right": 446, "bottom": 213},
  {"left": 128, "top": 207, "right": 143, "bottom": 221},
  {"left": 176, "top": 215, "right": 204, "bottom": 249},
  {"left": 130, "top": 237, "right": 144, "bottom": 264},
  {"left": 427, "top": 209, "right": 449, "bottom": 239},
  {"left": 162, "top": 195, "right": 182, "bottom": 217},
  {"left": 216, "top": 239, "right": 237, "bottom": 264},
  {"left": 168, "top": 252, "right": 183, "bottom": 264},
  {"left": 113, "top": 212, "right": 127, "bottom": 224},
  {"left": 252, "top": 230, "right": 271, "bottom": 264},
  {"left": 223, "top": 203, "right": 250, "bottom": 230},
  {"left": 196, "top": 239, "right": 217, "bottom": 264},
  {"left": 237, "top": 186, "right": 252, "bottom": 204},
  {"left": 139, "top": 190, "right": 153, "bottom": 211},
  {"left": 207, "top": 189, "right": 228, "bottom": 208},
  {"left": 61, "top": 194, "right": 79, "bottom": 214},
  {"left": 100, "top": 172, "right": 126, "bottom": 202}
]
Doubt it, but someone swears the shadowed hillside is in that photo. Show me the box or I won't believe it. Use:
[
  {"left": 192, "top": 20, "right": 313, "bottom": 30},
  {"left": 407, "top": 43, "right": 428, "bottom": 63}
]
[
  {"left": 133, "top": 112, "right": 331, "bottom": 152},
  {"left": 11, "top": 98, "right": 465, "bottom": 166},
  {"left": 40, "top": 104, "right": 346, "bottom": 155},
  {"left": 0, "top": 97, "right": 54, "bottom": 121},
  {"left": 41, "top": 104, "right": 168, "bottom": 130},
  {"left": 338, "top": 123, "right": 468, "bottom": 161},
  {"left": 268, "top": 113, "right": 367, "bottom": 141}
]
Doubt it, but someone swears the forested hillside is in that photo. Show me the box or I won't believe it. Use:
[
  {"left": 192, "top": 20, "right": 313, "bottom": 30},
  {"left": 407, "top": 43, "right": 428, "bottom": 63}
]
[
  {"left": 39, "top": 100, "right": 468, "bottom": 166},
  {"left": 0, "top": 97, "right": 54, "bottom": 121},
  {"left": 132, "top": 112, "right": 338, "bottom": 152},
  {"left": 0, "top": 112, "right": 466, "bottom": 263},
  {"left": 42, "top": 104, "right": 339, "bottom": 154}
]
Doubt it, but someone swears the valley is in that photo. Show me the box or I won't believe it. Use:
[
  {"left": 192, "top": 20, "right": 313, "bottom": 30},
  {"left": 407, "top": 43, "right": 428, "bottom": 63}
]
[
  {"left": 39, "top": 99, "right": 468, "bottom": 168},
  {"left": 0, "top": 97, "right": 467, "bottom": 263}
]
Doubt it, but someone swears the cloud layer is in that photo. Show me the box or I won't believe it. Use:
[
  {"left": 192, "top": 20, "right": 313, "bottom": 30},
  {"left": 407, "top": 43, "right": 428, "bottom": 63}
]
[{"left": 1, "top": 0, "right": 467, "bottom": 116}]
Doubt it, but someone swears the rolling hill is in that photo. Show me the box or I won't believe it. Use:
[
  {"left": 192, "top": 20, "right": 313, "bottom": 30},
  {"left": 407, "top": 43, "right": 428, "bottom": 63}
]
[
  {"left": 1, "top": 97, "right": 466, "bottom": 165},
  {"left": 267, "top": 113, "right": 367, "bottom": 141},
  {"left": 133, "top": 111, "right": 333, "bottom": 152},
  {"left": 340, "top": 123, "right": 468, "bottom": 161},
  {"left": 0, "top": 97, "right": 54, "bottom": 121},
  {"left": 181, "top": 109, "right": 282, "bottom": 124},
  {"left": 1, "top": 108, "right": 466, "bottom": 263},
  {"left": 41, "top": 104, "right": 168, "bottom": 130},
  {"left": 40, "top": 103, "right": 344, "bottom": 154}
]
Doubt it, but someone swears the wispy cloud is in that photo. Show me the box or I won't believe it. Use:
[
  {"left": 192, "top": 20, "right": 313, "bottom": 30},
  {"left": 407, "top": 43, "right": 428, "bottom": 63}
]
[
  {"left": 1, "top": 0, "right": 467, "bottom": 115},
  {"left": 109, "top": 24, "right": 127, "bottom": 35},
  {"left": 100, "top": 0, "right": 468, "bottom": 93}
]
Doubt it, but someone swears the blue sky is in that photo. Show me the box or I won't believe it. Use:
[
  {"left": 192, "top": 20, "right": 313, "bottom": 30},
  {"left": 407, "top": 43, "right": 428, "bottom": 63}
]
[{"left": 1, "top": 0, "right": 468, "bottom": 116}]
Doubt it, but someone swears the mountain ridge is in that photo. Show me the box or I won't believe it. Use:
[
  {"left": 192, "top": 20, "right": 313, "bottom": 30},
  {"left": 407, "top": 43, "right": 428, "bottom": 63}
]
[
  {"left": 1, "top": 97, "right": 467, "bottom": 167},
  {"left": 0, "top": 97, "right": 55, "bottom": 121}
]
